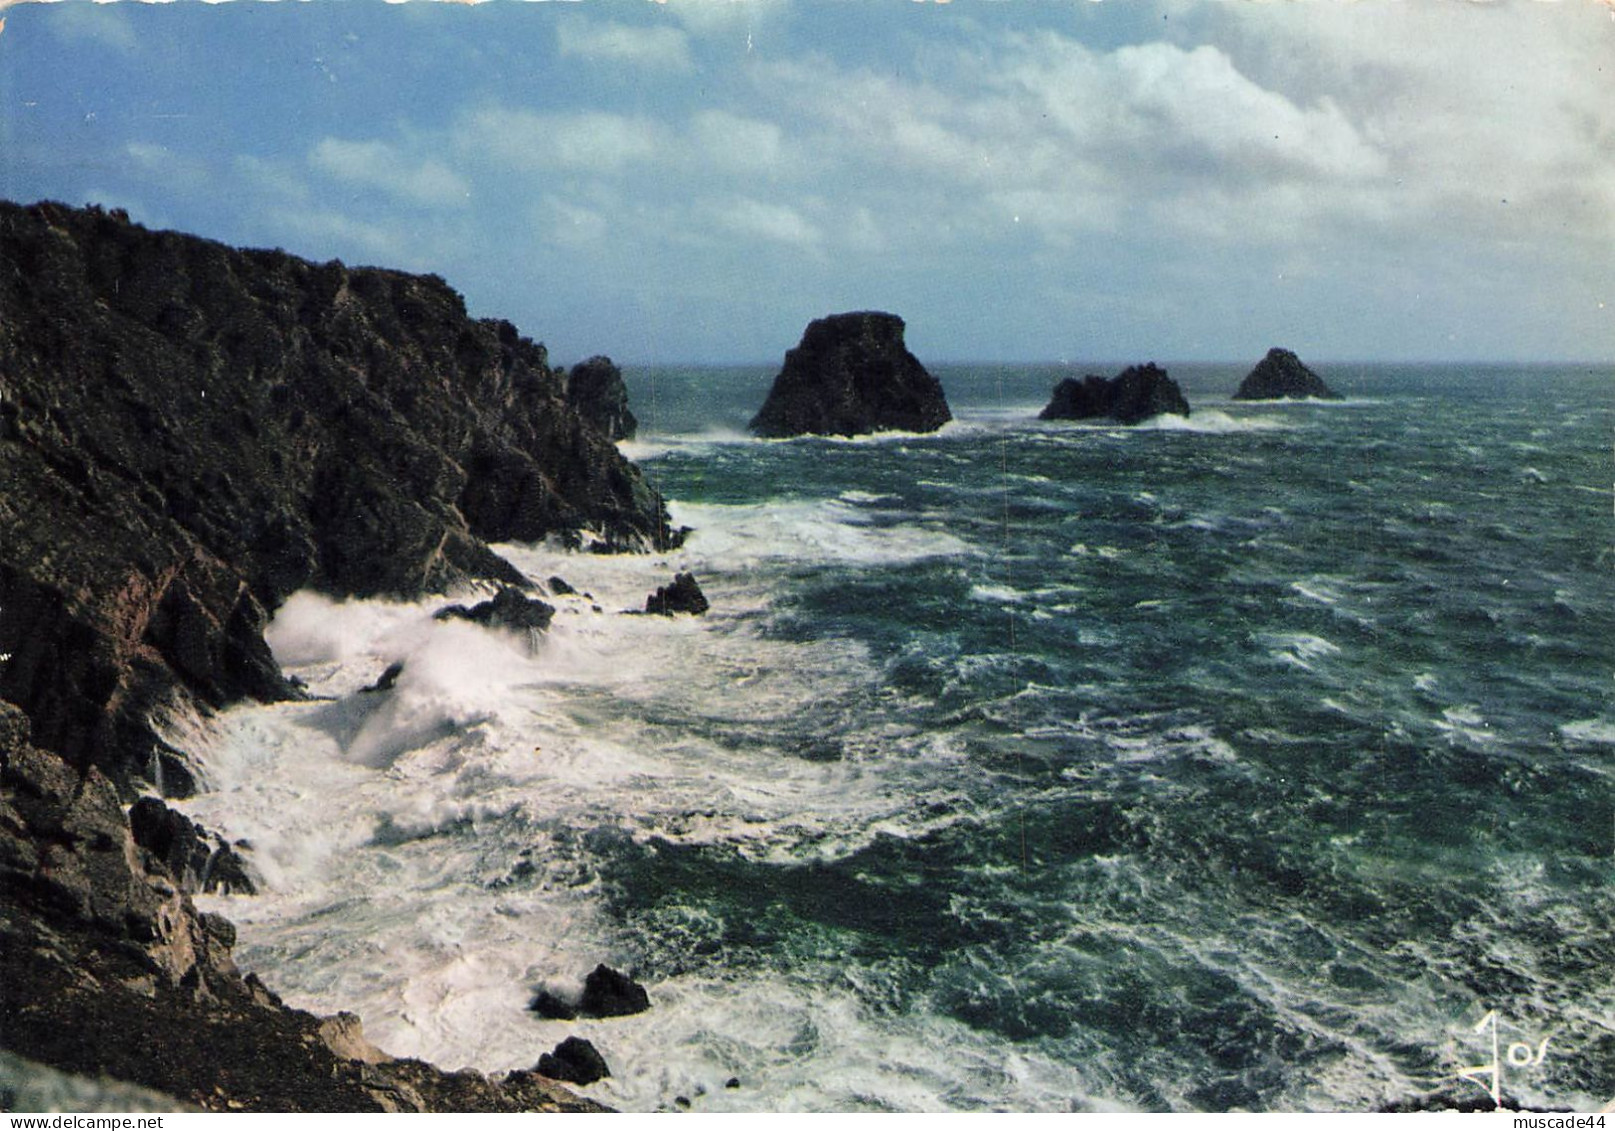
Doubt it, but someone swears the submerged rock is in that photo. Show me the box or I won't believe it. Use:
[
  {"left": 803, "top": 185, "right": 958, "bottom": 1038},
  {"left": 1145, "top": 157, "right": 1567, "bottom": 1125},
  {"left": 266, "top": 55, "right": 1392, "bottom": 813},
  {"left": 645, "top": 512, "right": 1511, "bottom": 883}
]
[
  {"left": 1233, "top": 347, "right": 1340, "bottom": 400},
  {"left": 563, "top": 355, "right": 637, "bottom": 442},
  {"left": 1039, "top": 363, "right": 1190, "bottom": 425},
  {"left": 749, "top": 311, "right": 951, "bottom": 438},
  {"left": 536, "top": 1037, "right": 610, "bottom": 1086},
  {"left": 645, "top": 572, "right": 709, "bottom": 617}
]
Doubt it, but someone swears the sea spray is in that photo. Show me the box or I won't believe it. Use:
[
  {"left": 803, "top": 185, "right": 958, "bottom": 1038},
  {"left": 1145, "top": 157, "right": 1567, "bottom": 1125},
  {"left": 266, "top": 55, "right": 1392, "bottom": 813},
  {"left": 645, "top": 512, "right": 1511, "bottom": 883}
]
[{"left": 188, "top": 364, "right": 1615, "bottom": 1112}]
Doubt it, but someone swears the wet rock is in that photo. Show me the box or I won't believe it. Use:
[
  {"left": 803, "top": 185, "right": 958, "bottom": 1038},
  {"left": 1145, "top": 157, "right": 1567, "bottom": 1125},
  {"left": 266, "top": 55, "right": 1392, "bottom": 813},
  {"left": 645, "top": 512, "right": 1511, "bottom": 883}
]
[
  {"left": 579, "top": 964, "right": 651, "bottom": 1018},
  {"left": 1233, "top": 347, "right": 1340, "bottom": 401},
  {"left": 360, "top": 661, "right": 405, "bottom": 694},
  {"left": 434, "top": 588, "right": 555, "bottom": 633},
  {"left": 127, "top": 796, "right": 256, "bottom": 896},
  {"left": 528, "top": 989, "right": 579, "bottom": 1021},
  {"left": 750, "top": 311, "right": 951, "bottom": 438},
  {"left": 645, "top": 573, "right": 709, "bottom": 617},
  {"left": 536, "top": 1037, "right": 610, "bottom": 1086},
  {"left": 1039, "top": 363, "right": 1190, "bottom": 425},
  {"left": 563, "top": 356, "right": 637, "bottom": 442}
]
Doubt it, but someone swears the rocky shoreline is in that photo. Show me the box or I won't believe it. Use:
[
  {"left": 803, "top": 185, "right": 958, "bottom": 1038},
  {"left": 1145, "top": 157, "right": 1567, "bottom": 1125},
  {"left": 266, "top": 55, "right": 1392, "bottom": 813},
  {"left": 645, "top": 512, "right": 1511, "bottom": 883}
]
[{"left": 0, "top": 200, "right": 677, "bottom": 1110}]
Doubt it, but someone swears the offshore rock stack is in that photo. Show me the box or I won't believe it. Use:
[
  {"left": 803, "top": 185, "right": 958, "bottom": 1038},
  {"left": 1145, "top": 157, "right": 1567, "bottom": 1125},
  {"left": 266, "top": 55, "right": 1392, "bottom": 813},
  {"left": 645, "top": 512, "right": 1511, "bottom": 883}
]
[
  {"left": 749, "top": 311, "right": 952, "bottom": 438},
  {"left": 1233, "top": 347, "right": 1341, "bottom": 400},
  {"left": 1039, "top": 363, "right": 1191, "bottom": 425}
]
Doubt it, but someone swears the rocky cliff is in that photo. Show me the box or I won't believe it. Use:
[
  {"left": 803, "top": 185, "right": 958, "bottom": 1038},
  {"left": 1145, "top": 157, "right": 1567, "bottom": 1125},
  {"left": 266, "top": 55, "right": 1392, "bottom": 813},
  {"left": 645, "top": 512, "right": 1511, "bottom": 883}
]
[
  {"left": 1232, "top": 347, "right": 1340, "bottom": 400},
  {"left": 1038, "top": 363, "right": 1190, "bottom": 425},
  {"left": 562, "top": 356, "right": 637, "bottom": 442},
  {"left": 0, "top": 200, "right": 675, "bottom": 797},
  {"left": 748, "top": 311, "right": 951, "bottom": 438},
  {"left": 0, "top": 199, "right": 673, "bottom": 1109}
]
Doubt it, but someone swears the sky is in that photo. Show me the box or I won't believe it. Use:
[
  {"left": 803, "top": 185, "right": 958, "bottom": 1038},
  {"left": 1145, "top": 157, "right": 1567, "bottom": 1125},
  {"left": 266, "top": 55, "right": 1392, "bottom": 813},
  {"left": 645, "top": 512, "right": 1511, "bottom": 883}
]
[{"left": 1, "top": 0, "right": 1611, "bottom": 365}]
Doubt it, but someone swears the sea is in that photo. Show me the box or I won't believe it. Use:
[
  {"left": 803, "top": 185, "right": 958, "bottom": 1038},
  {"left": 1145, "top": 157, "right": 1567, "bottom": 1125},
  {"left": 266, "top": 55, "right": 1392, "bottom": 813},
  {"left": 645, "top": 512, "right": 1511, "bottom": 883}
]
[{"left": 184, "top": 362, "right": 1614, "bottom": 1113}]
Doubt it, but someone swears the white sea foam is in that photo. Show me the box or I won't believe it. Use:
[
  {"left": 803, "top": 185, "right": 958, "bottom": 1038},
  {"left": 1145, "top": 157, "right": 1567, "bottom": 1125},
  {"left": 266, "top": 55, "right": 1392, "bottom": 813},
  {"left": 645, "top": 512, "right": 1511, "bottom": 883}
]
[
  {"left": 1434, "top": 705, "right": 1495, "bottom": 746},
  {"left": 1260, "top": 632, "right": 1342, "bottom": 671},
  {"left": 1140, "top": 410, "right": 1289, "bottom": 434},
  {"left": 1560, "top": 718, "right": 1615, "bottom": 747},
  {"left": 617, "top": 427, "right": 753, "bottom": 462},
  {"left": 186, "top": 553, "right": 1006, "bottom": 1105},
  {"left": 663, "top": 499, "right": 974, "bottom": 568}
]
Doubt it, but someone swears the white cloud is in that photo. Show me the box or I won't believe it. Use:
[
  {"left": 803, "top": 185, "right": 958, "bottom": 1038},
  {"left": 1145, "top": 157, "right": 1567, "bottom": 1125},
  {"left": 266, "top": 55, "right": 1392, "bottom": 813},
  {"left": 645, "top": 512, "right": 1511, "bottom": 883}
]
[
  {"left": 460, "top": 107, "right": 664, "bottom": 174},
  {"left": 265, "top": 206, "right": 409, "bottom": 263},
  {"left": 309, "top": 138, "right": 469, "bottom": 208},
  {"left": 234, "top": 155, "right": 314, "bottom": 206},
  {"left": 691, "top": 110, "right": 785, "bottom": 173},
  {"left": 711, "top": 197, "right": 820, "bottom": 250},
  {"left": 555, "top": 17, "right": 693, "bottom": 71}
]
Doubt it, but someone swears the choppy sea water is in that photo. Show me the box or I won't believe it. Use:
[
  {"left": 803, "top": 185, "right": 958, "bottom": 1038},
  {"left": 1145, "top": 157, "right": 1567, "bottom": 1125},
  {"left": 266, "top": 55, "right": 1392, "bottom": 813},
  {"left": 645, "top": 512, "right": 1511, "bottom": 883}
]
[{"left": 186, "top": 363, "right": 1614, "bottom": 1112}]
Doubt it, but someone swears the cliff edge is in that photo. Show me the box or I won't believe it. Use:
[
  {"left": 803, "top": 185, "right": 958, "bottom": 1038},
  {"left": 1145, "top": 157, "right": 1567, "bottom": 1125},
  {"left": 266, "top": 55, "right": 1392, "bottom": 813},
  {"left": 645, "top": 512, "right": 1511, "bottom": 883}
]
[{"left": 0, "top": 199, "right": 669, "bottom": 1109}]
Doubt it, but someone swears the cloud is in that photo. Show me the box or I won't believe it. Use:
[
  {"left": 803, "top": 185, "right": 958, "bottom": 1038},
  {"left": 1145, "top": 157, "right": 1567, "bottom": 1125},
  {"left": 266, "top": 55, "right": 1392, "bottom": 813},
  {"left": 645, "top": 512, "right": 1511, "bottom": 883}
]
[
  {"left": 309, "top": 138, "right": 470, "bottom": 208},
  {"left": 264, "top": 206, "right": 409, "bottom": 263},
  {"left": 555, "top": 17, "right": 693, "bottom": 71},
  {"left": 691, "top": 110, "right": 785, "bottom": 173},
  {"left": 710, "top": 197, "right": 820, "bottom": 250},
  {"left": 459, "top": 107, "right": 664, "bottom": 174}
]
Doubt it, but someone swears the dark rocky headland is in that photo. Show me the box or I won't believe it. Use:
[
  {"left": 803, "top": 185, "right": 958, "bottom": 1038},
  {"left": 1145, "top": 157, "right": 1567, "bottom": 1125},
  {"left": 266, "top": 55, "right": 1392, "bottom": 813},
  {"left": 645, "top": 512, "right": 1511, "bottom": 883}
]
[
  {"left": 562, "top": 355, "right": 637, "bottom": 442},
  {"left": 748, "top": 311, "right": 951, "bottom": 438},
  {"left": 1038, "top": 363, "right": 1191, "bottom": 425},
  {"left": 0, "top": 199, "right": 682, "bottom": 1109},
  {"left": 1232, "top": 347, "right": 1340, "bottom": 400}
]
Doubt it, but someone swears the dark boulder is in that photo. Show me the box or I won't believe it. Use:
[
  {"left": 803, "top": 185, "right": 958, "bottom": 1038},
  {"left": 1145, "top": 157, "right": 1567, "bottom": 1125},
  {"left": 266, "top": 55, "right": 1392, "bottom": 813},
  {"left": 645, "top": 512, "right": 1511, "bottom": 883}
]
[
  {"left": 644, "top": 573, "right": 709, "bottom": 617},
  {"left": 128, "top": 796, "right": 257, "bottom": 896},
  {"left": 579, "top": 964, "right": 651, "bottom": 1018},
  {"left": 536, "top": 1037, "right": 610, "bottom": 1086},
  {"left": 433, "top": 588, "right": 556, "bottom": 634},
  {"left": 1233, "top": 347, "right": 1340, "bottom": 400},
  {"left": 749, "top": 312, "right": 951, "bottom": 438},
  {"left": 547, "top": 576, "right": 577, "bottom": 597},
  {"left": 528, "top": 989, "right": 579, "bottom": 1021},
  {"left": 1039, "top": 363, "right": 1190, "bottom": 425},
  {"left": 563, "top": 356, "right": 637, "bottom": 442},
  {"left": 129, "top": 797, "right": 214, "bottom": 891}
]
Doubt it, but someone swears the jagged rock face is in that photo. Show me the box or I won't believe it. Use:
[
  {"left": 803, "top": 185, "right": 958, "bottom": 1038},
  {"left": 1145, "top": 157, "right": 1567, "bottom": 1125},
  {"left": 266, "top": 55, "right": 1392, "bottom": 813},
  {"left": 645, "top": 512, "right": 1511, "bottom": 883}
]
[
  {"left": 433, "top": 587, "right": 556, "bottom": 634},
  {"left": 536, "top": 1037, "right": 611, "bottom": 1086},
  {"left": 563, "top": 356, "right": 637, "bottom": 442},
  {"left": 644, "top": 572, "right": 709, "bottom": 617},
  {"left": 1039, "top": 363, "right": 1191, "bottom": 425},
  {"left": 0, "top": 200, "right": 675, "bottom": 794},
  {"left": 749, "top": 312, "right": 951, "bottom": 438},
  {"left": 579, "top": 964, "right": 651, "bottom": 1018},
  {"left": 1233, "top": 347, "right": 1340, "bottom": 400}
]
